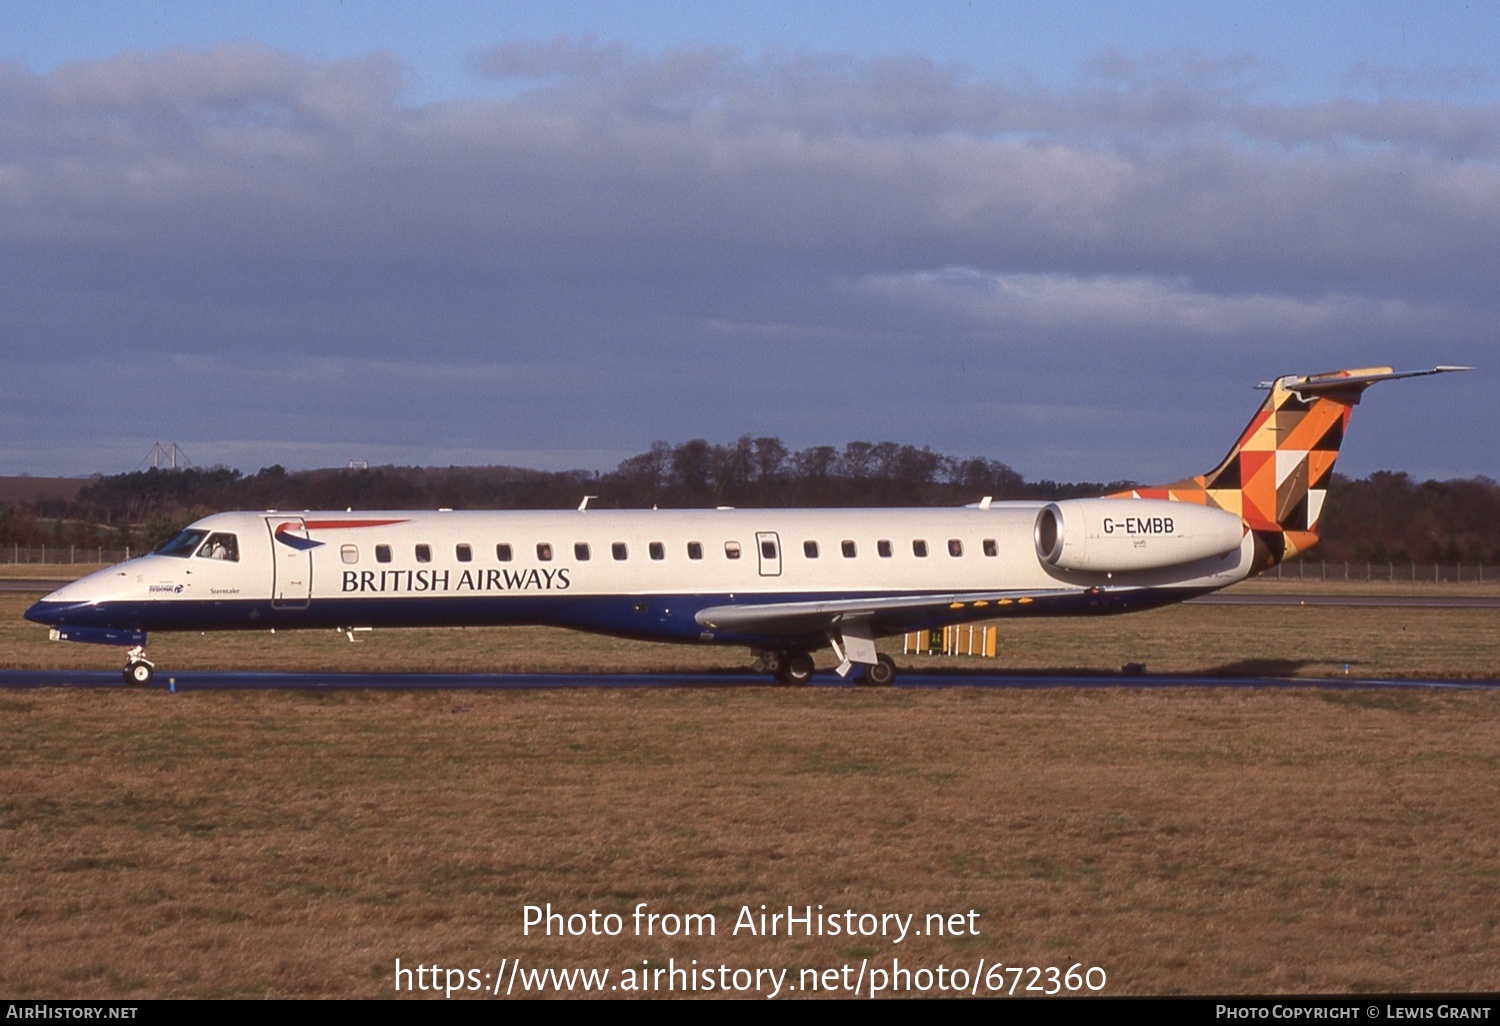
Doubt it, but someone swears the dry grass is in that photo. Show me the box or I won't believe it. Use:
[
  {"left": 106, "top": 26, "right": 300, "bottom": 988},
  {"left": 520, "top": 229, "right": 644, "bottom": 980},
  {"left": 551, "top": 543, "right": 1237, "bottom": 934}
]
[
  {"left": 4, "top": 575, "right": 1499, "bottom": 998},
  {"left": 2, "top": 687, "right": 1498, "bottom": 997}
]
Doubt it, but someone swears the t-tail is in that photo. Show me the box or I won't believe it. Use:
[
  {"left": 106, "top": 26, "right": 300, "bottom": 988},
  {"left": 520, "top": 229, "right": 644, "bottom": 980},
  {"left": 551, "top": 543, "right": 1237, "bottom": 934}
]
[{"left": 1114, "top": 365, "right": 1471, "bottom": 572}]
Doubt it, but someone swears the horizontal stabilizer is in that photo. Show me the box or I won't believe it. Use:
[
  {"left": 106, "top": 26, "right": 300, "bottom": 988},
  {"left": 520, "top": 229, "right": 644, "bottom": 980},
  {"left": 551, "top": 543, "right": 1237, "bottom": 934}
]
[{"left": 1260, "top": 365, "right": 1472, "bottom": 400}]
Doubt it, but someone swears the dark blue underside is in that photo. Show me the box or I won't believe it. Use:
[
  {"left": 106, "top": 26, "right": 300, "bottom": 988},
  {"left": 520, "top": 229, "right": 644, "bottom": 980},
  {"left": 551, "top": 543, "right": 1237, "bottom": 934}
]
[{"left": 26, "top": 587, "right": 1202, "bottom": 648}]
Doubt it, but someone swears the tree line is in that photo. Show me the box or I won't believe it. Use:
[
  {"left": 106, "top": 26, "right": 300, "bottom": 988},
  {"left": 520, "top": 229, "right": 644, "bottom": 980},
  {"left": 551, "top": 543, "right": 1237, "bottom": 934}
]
[{"left": 1, "top": 438, "right": 1496, "bottom": 564}]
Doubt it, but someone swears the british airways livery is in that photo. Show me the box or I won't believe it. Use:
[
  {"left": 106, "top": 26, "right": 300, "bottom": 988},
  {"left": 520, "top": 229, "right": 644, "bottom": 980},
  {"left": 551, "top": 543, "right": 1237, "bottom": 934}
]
[{"left": 24, "top": 366, "right": 1466, "bottom": 685}]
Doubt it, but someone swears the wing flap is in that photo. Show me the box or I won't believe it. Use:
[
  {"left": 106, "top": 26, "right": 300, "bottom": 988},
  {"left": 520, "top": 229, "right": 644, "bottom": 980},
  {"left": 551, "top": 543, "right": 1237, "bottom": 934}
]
[{"left": 695, "top": 589, "right": 1080, "bottom": 637}]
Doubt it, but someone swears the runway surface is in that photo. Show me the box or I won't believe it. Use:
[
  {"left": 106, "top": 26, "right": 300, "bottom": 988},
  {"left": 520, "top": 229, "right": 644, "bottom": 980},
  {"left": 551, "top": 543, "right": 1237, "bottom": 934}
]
[
  {"left": 0, "top": 579, "right": 68, "bottom": 591},
  {"left": 1, "top": 669, "right": 1495, "bottom": 691},
  {"left": 1186, "top": 593, "right": 1500, "bottom": 607}
]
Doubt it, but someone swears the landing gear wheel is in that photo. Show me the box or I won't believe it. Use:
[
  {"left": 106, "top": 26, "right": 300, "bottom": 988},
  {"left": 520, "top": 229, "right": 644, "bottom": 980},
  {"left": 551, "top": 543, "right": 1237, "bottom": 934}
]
[
  {"left": 124, "top": 661, "right": 154, "bottom": 686},
  {"left": 775, "top": 651, "right": 815, "bottom": 686},
  {"left": 859, "top": 654, "right": 897, "bottom": 687}
]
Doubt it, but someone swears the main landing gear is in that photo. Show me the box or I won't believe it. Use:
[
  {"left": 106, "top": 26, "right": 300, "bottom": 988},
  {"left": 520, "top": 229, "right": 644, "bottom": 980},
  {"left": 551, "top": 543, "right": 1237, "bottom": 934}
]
[
  {"left": 751, "top": 649, "right": 898, "bottom": 686},
  {"left": 752, "top": 649, "right": 817, "bottom": 686},
  {"left": 776, "top": 651, "right": 816, "bottom": 686},
  {"left": 860, "top": 654, "right": 897, "bottom": 687},
  {"left": 123, "top": 646, "right": 155, "bottom": 685}
]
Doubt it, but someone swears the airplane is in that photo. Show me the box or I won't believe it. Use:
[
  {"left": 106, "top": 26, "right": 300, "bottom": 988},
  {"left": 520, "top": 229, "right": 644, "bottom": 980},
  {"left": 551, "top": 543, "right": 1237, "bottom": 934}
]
[{"left": 24, "top": 365, "right": 1468, "bottom": 686}]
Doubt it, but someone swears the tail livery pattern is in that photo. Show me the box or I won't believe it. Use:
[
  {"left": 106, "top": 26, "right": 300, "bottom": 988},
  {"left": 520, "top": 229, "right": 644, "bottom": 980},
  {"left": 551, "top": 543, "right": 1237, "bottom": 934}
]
[{"left": 1113, "top": 366, "right": 1470, "bottom": 570}]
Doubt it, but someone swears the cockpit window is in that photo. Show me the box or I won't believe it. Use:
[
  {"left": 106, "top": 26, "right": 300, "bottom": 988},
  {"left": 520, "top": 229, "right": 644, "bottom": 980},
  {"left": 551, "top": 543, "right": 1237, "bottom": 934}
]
[
  {"left": 197, "top": 533, "right": 240, "bottom": 562},
  {"left": 156, "top": 529, "right": 208, "bottom": 558}
]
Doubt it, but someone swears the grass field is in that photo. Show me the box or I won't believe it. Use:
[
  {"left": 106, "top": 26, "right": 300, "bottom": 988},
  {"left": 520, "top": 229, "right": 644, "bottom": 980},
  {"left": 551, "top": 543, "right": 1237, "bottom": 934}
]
[
  {"left": 2, "top": 574, "right": 1498, "bottom": 998},
  {"left": 1, "top": 581, "right": 1495, "bottom": 679},
  {"left": 4, "top": 687, "right": 1499, "bottom": 998}
]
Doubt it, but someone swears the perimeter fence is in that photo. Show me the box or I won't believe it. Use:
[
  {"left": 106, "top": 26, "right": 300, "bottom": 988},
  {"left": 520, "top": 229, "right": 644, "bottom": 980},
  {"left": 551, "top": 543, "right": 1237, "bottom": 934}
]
[
  {"left": 1266, "top": 561, "right": 1489, "bottom": 583},
  {"left": 3, "top": 545, "right": 133, "bottom": 565}
]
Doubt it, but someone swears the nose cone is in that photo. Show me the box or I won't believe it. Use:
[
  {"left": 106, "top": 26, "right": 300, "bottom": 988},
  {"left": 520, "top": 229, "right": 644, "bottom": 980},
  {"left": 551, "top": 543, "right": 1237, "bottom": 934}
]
[
  {"left": 24, "top": 598, "right": 60, "bottom": 625},
  {"left": 23, "top": 567, "right": 128, "bottom": 628},
  {"left": 25, "top": 592, "right": 98, "bottom": 627}
]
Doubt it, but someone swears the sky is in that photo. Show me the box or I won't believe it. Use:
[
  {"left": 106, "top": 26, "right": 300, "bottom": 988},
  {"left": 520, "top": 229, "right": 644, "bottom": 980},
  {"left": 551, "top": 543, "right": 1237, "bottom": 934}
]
[{"left": 1, "top": 1, "right": 1496, "bottom": 486}]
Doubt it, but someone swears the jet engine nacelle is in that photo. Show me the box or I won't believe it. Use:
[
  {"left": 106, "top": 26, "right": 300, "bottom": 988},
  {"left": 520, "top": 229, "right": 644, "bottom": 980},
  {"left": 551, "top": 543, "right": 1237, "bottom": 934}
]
[{"left": 1034, "top": 498, "right": 1245, "bottom": 573}]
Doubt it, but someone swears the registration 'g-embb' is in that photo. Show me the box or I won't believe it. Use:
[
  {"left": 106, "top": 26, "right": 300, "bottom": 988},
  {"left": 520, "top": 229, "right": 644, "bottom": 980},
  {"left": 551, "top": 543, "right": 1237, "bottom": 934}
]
[{"left": 25, "top": 365, "right": 1469, "bottom": 686}]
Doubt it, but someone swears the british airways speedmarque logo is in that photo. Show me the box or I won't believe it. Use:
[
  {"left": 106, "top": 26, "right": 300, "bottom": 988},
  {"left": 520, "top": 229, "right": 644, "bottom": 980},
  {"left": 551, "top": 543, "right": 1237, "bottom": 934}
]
[
  {"left": 273, "top": 525, "right": 323, "bottom": 550},
  {"left": 273, "top": 518, "right": 410, "bottom": 551}
]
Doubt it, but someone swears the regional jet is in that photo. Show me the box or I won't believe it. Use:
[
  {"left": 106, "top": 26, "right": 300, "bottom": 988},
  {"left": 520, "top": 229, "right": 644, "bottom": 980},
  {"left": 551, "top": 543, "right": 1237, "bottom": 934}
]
[{"left": 24, "top": 366, "right": 1467, "bottom": 685}]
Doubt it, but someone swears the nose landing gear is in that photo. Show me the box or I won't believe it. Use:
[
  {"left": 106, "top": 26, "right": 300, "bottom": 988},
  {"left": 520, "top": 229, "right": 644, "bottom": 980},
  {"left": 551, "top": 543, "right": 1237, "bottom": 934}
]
[{"left": 123, "top": 646, "right": 155, "bottom": 685}]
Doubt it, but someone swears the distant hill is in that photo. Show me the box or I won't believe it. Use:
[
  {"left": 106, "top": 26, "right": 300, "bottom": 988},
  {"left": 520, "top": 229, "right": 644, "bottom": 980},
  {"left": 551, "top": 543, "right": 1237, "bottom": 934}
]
[
  {"left": 2, "top": 449, "right": 1496, "bottom": 563},
  {"left": 0, "top": 476, "right": 88, "bottom": 504}
]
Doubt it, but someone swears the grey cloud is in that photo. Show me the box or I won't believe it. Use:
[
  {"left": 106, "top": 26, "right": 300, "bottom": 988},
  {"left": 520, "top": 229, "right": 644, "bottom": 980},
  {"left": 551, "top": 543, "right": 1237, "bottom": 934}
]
[{"left": 0, "top": 42, "right": 1493, "bottom": 480}]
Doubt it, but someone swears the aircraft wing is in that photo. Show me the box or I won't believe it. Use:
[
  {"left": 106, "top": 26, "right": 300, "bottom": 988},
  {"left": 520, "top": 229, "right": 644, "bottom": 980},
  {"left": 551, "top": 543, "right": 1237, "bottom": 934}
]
[{"left": 694, "top": 588, "right": 1082, "bottom": 639}]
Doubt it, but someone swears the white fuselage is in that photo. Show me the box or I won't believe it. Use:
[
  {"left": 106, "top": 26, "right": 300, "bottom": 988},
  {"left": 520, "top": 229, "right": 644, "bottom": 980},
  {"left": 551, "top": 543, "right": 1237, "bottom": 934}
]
[{"left": 29, "top": 502, "right": 1254, "bottom": 653}]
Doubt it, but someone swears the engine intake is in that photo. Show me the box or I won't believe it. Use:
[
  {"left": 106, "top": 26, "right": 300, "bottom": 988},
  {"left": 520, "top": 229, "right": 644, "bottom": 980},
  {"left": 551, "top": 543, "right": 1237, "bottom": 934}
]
[{"left": 1034, "top": 498, "right": 1245, "bottom": 573}]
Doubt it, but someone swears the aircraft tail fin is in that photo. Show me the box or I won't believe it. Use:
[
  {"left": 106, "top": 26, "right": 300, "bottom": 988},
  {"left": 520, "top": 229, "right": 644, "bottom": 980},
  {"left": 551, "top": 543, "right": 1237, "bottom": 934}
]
[{"left": 1114, "top": 366, "right": 1470, "bottom": 570}]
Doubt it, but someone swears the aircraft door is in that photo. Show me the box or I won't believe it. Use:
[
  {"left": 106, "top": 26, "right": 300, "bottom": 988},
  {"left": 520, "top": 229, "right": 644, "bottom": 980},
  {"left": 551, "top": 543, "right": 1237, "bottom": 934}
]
[
  {"left": 266, "top": 516, "right": 314, "bottom": 609},
  {"left": 755, "top": 531, "right": 782, "bottom": 577}
]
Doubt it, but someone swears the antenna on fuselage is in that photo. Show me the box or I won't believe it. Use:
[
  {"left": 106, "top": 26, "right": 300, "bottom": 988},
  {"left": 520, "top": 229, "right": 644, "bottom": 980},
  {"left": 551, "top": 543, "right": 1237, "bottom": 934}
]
[{"left": 578, "top": 495, "right": 596, "bottom": 511}]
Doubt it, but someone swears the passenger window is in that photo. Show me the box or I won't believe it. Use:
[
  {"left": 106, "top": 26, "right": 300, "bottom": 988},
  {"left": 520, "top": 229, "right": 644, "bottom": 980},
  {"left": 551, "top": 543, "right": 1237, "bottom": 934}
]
[
  {"left": 841, "top": 540, "right": 856, "bottom": 558},
  {"left": 877, "top": 540, "right": 892, "bottom": 558},
  {"left": 725, "top": 541, "right": 742, "bottom": 560},
  {"left": 803, "top": 540, "right": 819, "bottom": 558},
  {"left": 496, "top": 543, "right": 513, "bottom": 562},
  {"left": 612, "top": 542, "right": 628, "bottom": 561},
  {"left": 687, "top": 542, "right": 703, "bottom": 560},
  {"left": 341, "top": 544, "right": 359, "bottom": 564},
  {"left": 415, "top": 544, "right": 432, "bottom": 563},
  {"left": 649, "top": 542, "right": 665, "bottom": 561},
  {"left": 760, "top": 539, "right": 777, "bottom": 560},
  {"left": 456, "top": 544, "right": 472, "bottom": 563},
  {"left": 575, "top": 542, "right": 590, "bottom": 561},
  {"left": 948, "top": 539, "right": 963, "bottom": 557},
  {"left": 983, "top": 538, "right": 998, "bottom": 557},
  {"left": 913, "top": 540, "right": 928, "bottom": 558},
  {"left": 197, "top": 533, "right": 240, "bottom": 562},
  {"left": 537, "top": 543, "right": 553, "bottom": 561},
  {"left": 376, "top": 544, "right": 392, "bottom": 564}
]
